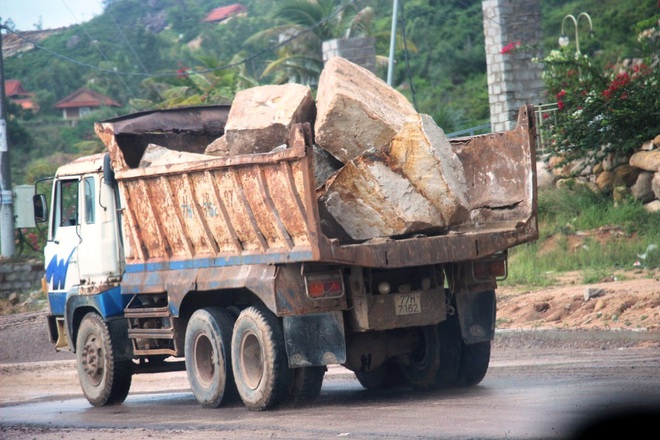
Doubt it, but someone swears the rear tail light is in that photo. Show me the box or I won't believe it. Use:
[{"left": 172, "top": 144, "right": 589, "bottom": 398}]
[
  {"left": 473, "top": 256, "right": 508, "bottom": 281},
  {"left": 304, "top": 271, "right": 344, "bottom": 299}
]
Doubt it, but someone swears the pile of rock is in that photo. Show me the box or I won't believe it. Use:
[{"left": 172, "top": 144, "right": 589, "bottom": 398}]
[
  {"left": 145, "top": 57, "right": 470, "bottom": 242},
  {"left": 537, "top": 136, "right": 660, "bottom": 213}
]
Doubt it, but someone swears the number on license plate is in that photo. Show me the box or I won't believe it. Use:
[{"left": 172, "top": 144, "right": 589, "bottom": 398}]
[{"left": 395, "top": 293, "right": 421, "bottom": 315}]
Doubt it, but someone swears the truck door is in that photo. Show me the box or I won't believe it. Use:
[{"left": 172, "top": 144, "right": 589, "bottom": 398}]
[
  {"left": 76, "top": 174, "right": 121, "bottom": 286},
  {"left": 44, "top": 178, "right": 81, "bottom": 311}
]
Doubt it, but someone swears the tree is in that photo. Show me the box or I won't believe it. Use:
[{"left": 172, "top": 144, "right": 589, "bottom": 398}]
[{"left": 247, "top": 0, "right": 375, "bottom": 85}]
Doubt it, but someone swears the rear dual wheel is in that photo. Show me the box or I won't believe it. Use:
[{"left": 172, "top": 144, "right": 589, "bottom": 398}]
[
  {"left": 185, "top": 307, "right": 238, "bottom": 408},
  {"left": 231, "top": 306, "right": 292, "bottom": 411}
]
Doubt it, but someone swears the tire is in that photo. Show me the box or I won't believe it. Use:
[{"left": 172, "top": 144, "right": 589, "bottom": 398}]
[
  {"left": 398, "top": 322, "right": 461, "bottom": 390},
  {"left": 354, "top": 360, "right": 404, "bottom": 391},
  {"left": 231, "top": 306, "right": 291, "bottom": 411},
  {"left": 456, "top": 341, "right": 491, "bottom": 387},
  {"left": 185, "top": 307, "right": 238, "bottom": 408},
  {"left": 287, "top": 366, "right": 326, "bottom": 406},
  {"left": 76, "top": 313, "right": 132, "bottom": 407}
]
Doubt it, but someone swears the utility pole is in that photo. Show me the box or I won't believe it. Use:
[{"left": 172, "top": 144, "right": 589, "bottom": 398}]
[
  {"left": 387, "top": 0, "right": 399, "bottom": 86},
  {"left": 0, "top": 23, "right": 16, "bottom": 257}
]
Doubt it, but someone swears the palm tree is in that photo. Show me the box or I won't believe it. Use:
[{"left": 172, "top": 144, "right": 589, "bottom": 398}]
[{"left": 247, "top": 0, "right": 375, "bottom": 86}]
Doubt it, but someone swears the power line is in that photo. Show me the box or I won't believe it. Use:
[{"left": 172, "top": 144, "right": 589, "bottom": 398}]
[
  {"left": 0, "top": 0, "right": 359, "bottom": 79},
  {"left": 61, "top": 0, "right": 136, "bottom": 98}
]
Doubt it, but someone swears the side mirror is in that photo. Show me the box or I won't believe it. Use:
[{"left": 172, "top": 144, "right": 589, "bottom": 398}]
[
  {"left": 103, "top": 153, "right": 116, "bottom": 186},
  {"left": 33, "top": 194, "right": 48, "bottom": 223}
]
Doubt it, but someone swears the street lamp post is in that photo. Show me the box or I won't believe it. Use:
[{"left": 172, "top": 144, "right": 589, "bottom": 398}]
[{"left": 559, "top": 12, "right": 593, "bottom": 55}]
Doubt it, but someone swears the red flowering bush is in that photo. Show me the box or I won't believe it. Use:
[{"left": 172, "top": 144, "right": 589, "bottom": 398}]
[{"left": 536, "top": 23, "right": 660, "bottom": 163}]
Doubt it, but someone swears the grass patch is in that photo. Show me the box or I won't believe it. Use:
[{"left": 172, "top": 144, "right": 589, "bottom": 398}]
[{"left": 502, "top": 187, "right": 660, "bottom": 288}]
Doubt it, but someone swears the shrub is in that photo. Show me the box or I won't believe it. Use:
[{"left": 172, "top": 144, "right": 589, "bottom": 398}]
[{"left": 535, "top": 18, "right": 660, "bottom": 164}]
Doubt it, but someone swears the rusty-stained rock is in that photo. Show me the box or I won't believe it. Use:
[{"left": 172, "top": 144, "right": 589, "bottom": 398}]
[
  {"left": 224, "top": 84, "right": 315, "bottom": 156},
  {"left": 318, "top": 155, "right": 445, "bottom": 241},
  {"left": 205, "top": 135, "right": 229, "bottom": 157},
  {"left": 387, "top": 114, "right": 469, "bottom": 226},
  {"left": 139, "top": 144, "right": 209, "bottom": 168},
  {"left": 318, "top": 114, "right": 469, "bottom": 240},
  {"left": 630, "top": 150, "right": 660, "bottom": 172},
  {"left": 314, "top": 57, "right": 417, "bottom": 163}
]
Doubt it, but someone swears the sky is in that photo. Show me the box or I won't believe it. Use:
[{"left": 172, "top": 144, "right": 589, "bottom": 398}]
[{"left": 1, "top": 0, "right": 104, "bottom": 31}]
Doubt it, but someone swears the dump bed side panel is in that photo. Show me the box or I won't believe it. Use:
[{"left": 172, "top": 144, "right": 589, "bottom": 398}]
[{"left": 95, "top": 121, "right": 324, "bottom": 273}]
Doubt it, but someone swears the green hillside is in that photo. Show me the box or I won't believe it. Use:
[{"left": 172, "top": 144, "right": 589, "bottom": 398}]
[{"left": 2, "top": 0, "right": 657, "bottom": 185}]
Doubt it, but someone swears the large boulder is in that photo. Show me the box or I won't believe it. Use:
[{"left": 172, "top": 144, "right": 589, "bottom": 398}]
[
  {"left": 314, "top": 57, "right": 417, "bottom": 163},
  {"left": 318, "top": 114, "right": 469, "bottom": 240},
  {"left": 224, "top": 84, "right": 315, "bottom": 156},
  {"left": 139, "top": 144, "right": 209, "bottom": 167}
]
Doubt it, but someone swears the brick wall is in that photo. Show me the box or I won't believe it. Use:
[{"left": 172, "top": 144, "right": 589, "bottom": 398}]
[
  {"left": 483, "top": 0, "right": 545, "bottom": 132},
  {"left": 0, "top": 260, "right": 44, "bottom": 298}
]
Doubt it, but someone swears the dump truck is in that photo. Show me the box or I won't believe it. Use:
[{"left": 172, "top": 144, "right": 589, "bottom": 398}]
[{"left": 30, "top": 104, "right": 538, "bottom": 410}]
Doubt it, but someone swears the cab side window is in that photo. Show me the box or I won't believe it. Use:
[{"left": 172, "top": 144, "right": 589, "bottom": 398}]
[{"left": 59, "top": 180, "right": 79, "bottom": 227}]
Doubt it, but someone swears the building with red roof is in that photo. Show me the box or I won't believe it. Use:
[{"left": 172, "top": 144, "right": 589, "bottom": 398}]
[
  {"left": 204, "top": 4, "right": 247, "bottom": 24},
  {"left": 4, "top": 80, "right": 38, "bottom": 111},
  {"left": 53, "top": 87, "right": 121, "bottom": 120}
]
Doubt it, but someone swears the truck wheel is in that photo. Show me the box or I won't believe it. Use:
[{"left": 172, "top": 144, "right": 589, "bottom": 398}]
[
  {"left": 287, "top": 366, "right": 326, "bottom": 406},
  {"left": 231, "top": 306, "right": 291, "bottom": 411},
  {"left": 398, "top": 323, "right": 460, "bottom": 390},
  {"left": 354, "top": 360, "right": 404, "bottom": 391},
  {"left": 76, "top": 313, "right": 132, "bottom": 407},
  {"left": 185, "top": 307, "right": 238, "bottom": 408},
  {"left": 456, "top": 341, "right": 491, "bottom": 387}
]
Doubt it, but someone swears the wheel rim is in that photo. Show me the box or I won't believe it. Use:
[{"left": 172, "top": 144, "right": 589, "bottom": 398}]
[
  {"left": 240, "top": 330, "right": 263, "bottom": 390},
  {"left": 193, "top": 333, "right": 215, "bottom": 387},
  {"left": 82, "top": 333, "right": 104, "bottom": 386}
]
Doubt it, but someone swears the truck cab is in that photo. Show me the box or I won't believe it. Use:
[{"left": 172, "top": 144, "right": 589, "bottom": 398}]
[{"left": 40, "top": 153, "right": 126, "bottom": 350}]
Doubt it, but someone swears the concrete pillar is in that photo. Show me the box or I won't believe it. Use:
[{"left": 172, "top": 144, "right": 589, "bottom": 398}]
[
  {"left": 322, "top": 37, "right": 377, "bottom": 73},
  {"left": 482, "top": 0, "right": 545, "bottom": 132}
]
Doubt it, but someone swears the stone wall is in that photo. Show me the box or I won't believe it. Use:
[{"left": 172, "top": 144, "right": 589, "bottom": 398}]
[
  {"left": 483, "top": 0, "right": 545, "bottom": 132},
  {"left": 536, "top": 135, "right": 660, "bottom": 213},
  {"left": 0, "top": 260, "right": 44, "bottom": 298}
]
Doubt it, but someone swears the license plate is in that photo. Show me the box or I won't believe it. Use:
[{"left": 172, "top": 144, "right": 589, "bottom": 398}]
[{"left": 395, "top": 293, "right": 421, "bottom": 316}]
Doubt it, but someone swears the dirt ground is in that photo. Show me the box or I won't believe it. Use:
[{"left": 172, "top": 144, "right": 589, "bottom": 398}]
[{"left": 496, "top": 269, "right": 660, "bottom": 331}]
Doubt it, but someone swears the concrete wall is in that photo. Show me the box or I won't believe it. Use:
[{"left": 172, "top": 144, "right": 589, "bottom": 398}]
[
  {"left": 0, "top": 260, "right": 44, "bottom": 297},
  {"left": 322, "top": 37, "right": 377, "bottom": 73},
  {"left": 483, "top": 0, "right": 545, "bottom": 132}
]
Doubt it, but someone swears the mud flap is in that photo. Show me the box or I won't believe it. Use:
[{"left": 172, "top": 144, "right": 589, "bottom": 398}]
[
  {"left": 455, "top": 289, "right": 496, "bottom": 344},
  {"left": 283, "top": 311, "right": 346, "bottom": 368}
]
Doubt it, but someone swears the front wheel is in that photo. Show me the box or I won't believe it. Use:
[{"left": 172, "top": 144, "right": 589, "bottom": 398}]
[
  {"left": 76, "top": 313, "right": 132, "bottom": 406},
  {"left": 231, "top": 306, "right": 291, "bottom": 411},
  {"left": 185, "top": 307, "right": 238, "bottom": 408}
]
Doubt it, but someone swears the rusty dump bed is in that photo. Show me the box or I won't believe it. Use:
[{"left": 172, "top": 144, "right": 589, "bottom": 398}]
[{"left": 95, "top": 105, "right": 538, "bottom": 276}]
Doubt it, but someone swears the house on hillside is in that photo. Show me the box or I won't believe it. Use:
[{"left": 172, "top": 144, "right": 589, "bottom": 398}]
[
  {"left": 53, "top": 87, "right": 121, "bottom": 120},
  {"left": 4, "top": 80, "right": 38, "bottom": 111},
  {"left": 204, "top": 4, "right": 247, "bottom": 24}
]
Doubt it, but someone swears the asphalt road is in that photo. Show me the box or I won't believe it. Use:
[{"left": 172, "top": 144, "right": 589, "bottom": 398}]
[{"left": 2, "top": 342, "right": 660, "bottom": 440}]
